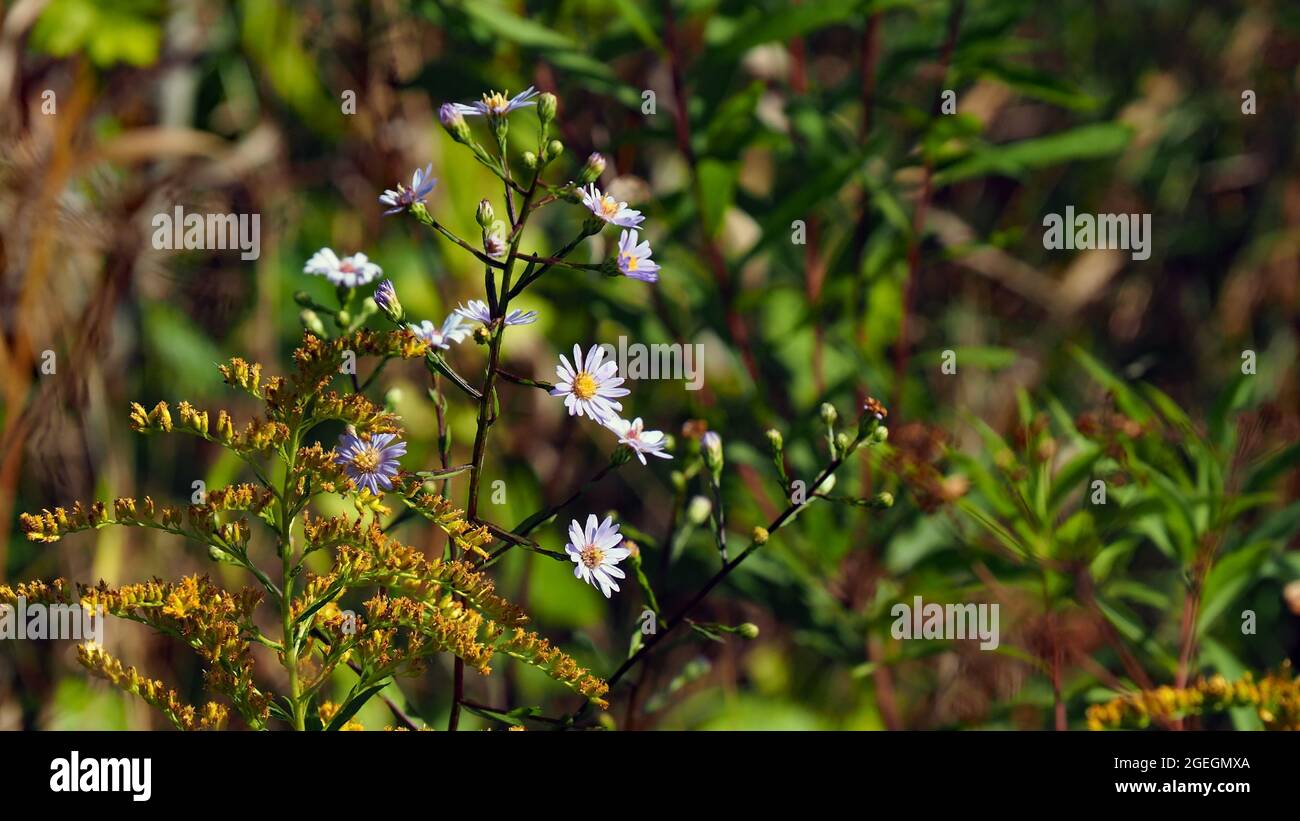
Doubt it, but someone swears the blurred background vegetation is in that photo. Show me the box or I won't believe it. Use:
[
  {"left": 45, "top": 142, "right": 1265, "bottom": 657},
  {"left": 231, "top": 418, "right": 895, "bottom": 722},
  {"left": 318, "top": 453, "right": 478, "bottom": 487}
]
[{"left": 1, "top": 0, "right": 1298, "bottom": 730}]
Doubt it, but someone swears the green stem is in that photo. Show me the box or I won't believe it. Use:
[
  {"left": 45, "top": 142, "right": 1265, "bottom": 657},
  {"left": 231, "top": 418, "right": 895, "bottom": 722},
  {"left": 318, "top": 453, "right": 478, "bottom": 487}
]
[
  {"left": 279, "top": 425, "right": 305, "bottom": 730},
  {"left": 478, "top": 459, "right": 624, "bottom": 568}
]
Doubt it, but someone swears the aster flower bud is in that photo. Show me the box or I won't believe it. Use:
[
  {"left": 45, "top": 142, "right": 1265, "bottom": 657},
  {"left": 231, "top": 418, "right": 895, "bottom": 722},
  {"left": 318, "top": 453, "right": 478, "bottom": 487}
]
[
  {"left": 701, "top": 431, "right": 723, "bottom": 476},
  {"left": 872, "top": 425, "right": 889, "bottom": 444},
  {"left": 835, "top": 432, "right": 852, "bottom": 454},
  {"left": 472, "top": 325, "right": 491, "bottom": 345},
  {"left": 670, "top": 470, "right": 686, "bottom": 492},
  {"left": 476, "top": 199, "right": 495, "bottom": 228},
  {"left": 598, "top": 257, "right": 622, "bottom": 278},
  {"left": 373, "top": 279, "right": 402, "bottom": 322},
  {"left": 439, "top": 103, "right": 472, "bottom": 144},
  {"left": 820, "top": 402, "right": 838, "bottom": 427},
  {"left": 738, "top": 623, "right": 760, "bottom": 639},
  {"left": 537, "top": 92, "right": 557, "bottom": 124},
  {"left": 765, "top": 429, "right": 789, "bottom": 485},
  {"left": 579, "top": 152, "right": 606, "bottom": 185},
  {"left": 544, "top": 139, "right": 564, "bottom": 163},
  {"left": 872, "top": 491, "right": 895, "bottom": 509},
  {"left": 686, "top": 495, "right": 712, "bottom": 525},
  {"left": 522, "top": 151, "right": 538, "bottom": 169},
  {"left": 765, "top": 428, "right": 783, "bottom": 451},
  {"left": 409, "top": 201, "right": 432, "bottom": 226},
  {"left": 300, "top": 309, "right": 327, "bottom": 336},
  {"left": 293, "top": 290, "right": 314, "bottom": 307},
  {"left": 751, "top": 526, "right": 769, "bottom": 545}
]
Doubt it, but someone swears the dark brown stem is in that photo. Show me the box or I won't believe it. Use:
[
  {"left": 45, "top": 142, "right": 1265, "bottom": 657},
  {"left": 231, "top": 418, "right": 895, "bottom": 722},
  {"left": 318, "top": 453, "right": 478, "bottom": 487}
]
[{"left": 602, "top": 434, "right": 873, "bottom": 691}]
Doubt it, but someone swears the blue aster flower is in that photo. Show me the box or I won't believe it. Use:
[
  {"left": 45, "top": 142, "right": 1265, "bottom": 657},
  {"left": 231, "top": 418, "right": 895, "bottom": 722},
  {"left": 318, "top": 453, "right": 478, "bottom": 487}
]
[
  {"left": 616, "top": 229, "right": 660, "bottom": 283},
  {"left": 379, "top": 165, "right": 436, "bottom": 215},
  {"left": 335, "top": 429, "right": 406, "bottom": 495},
  {"left": 455, "top": 299, "right": 538, "bottom": 327},
  {"left": 409, "top": 313, "right": 471, "bottom": 350},
  {"left": 450, "top": 87, "right": 540, "bottom": 119}
]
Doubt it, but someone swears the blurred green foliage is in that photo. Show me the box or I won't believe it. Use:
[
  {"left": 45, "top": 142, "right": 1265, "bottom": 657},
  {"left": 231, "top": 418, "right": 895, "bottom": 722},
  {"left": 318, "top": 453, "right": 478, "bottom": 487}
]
[{"left": 3, "top": 0, "right": 1298, "bottom": 729}]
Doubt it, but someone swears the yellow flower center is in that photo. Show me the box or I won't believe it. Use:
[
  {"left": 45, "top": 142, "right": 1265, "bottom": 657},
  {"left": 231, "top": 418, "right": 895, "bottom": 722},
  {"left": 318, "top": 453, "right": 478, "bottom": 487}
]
[
  {"left": 621, "top": 252, "right": 639, "bottom": 271},
  {"left": 573, "top": 372, "right": 598, "bottom": 400},
  {"left": 350, "top": 446, "right": 381, "bottom": 473},
  {"left": 579, "top": 545, "right": 605, "bottom": 569},
  {"left": 599, "top": 196, "right": 620, "bottom": 217},
  {"left": 482, "top": 91, "right": 510, "bottom": 114}
]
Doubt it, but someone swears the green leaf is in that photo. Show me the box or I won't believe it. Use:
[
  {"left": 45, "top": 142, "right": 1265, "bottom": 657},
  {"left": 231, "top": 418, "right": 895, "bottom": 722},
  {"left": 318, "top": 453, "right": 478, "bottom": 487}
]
[
  {"left": 920, "top": 346, "right": 1019, "bottom": 371},
  {"left": 451, "top": 1, "right": 639, "bottom": 107},
  {"left": 1089, "top": 537, "right": 1140, "bottom": 582},
  {"left": 699, "top": 0, "right": 871, "bottom": 67},
  {"left": 1197, "top": 541, "right": 1273, "bottom": 638},
  {"left": 460, "top": 703, "right": 546, "bottom": 728},
  {"left": 142, "top": 303, "right": 226, "bottom": 396},
  {"left": 1069, "top": 345, "right": 1153, "bottom": 423},
  {"left": 292, "top": 577, "right": 345, "bottom": 628},
  {"left": 268, "top": 699, "right": 294, "bottom": 725},
  {"left": 1238, "top": 501, "right": 1300, "bottom": 547},
  {"left": 696, "top": 159, "right": 738, "bottom": 238},
  {"left": 1245, "top": 443, "right": 1300, "bottom": 494},
  {"left": 32, "top": 0, "right": 164, "bottom": 68},
  {"left": 326, "top": 680, "right": 392, "bottom": 731},
  {"left": 1139, "top": 384, "right": 1197, "bottom": 439},
  {"left": 609, "top": 0, "right": 662, "bottom": 50},
  {"left": 956, "top": 499, "right": 1030, "bottom": 559},
  {"left": 702, "top": 82, "right": 764, "bottom": 159},
  {"left": 1047, "top": 444, "right": 1101, "bottom": 513},
  {"left": 975, "top": 61, "right": 1099, "bottom": 111},
  {"left": 458, "top": 2, "right": 572, "bottom": 49},
  {"left": 934, "top": 123, "right": 1134, "bottom": 186}
]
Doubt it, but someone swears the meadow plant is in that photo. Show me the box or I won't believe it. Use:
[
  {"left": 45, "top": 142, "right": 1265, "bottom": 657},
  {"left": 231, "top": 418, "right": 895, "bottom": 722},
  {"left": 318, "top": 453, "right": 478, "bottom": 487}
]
[
  {"left": 10, "top": 85, "right": 895, "bottom": 730},
  {"left": 949, "top": 350, "right": 1300, "bottom": 730}
]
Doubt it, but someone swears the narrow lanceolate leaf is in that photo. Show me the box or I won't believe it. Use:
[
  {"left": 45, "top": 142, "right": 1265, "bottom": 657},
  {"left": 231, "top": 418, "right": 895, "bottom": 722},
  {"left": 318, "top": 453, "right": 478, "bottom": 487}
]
[{"left": 326, "top": 681, "right": 393, "bottom": 731}]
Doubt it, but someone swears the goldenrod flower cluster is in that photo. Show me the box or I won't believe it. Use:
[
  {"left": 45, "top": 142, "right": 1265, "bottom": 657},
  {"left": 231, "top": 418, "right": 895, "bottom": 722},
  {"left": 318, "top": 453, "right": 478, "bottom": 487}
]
[
  {"left": 21, "top": 484, "right": 270, "bottom": 553},
  {"left": 17, "top": 329, "right": 608, "bottom": 729},
  {"left": 1087, "top": 663, "right": 1300, "bottom": 730},
  {"left": 130, "top": 400, "right": 290, "bottom": 454},
  {"left": 78, "top": 644, "right": 229, "bottom": 731}
]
